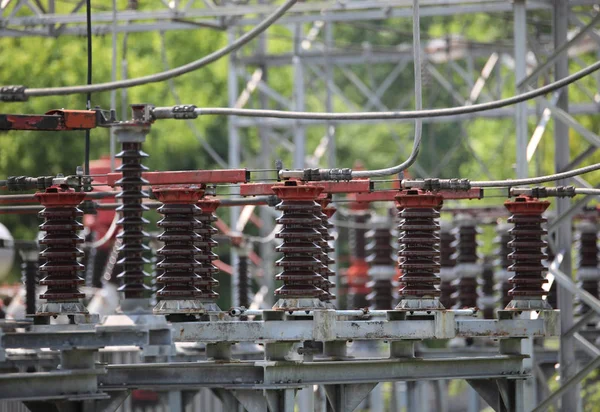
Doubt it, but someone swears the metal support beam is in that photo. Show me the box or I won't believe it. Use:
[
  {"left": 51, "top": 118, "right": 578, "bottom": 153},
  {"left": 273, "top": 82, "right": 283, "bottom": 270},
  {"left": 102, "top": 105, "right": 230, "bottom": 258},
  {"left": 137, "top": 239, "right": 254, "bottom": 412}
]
[{"left": 514, "top": 0, "right": 528, "bottom": 178}]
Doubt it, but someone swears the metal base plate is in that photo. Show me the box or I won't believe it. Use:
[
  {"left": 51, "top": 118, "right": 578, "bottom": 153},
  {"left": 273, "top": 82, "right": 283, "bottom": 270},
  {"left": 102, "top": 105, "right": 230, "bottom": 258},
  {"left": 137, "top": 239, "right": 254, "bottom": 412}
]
[
  {"left": 36, "top": 302, "right": 88, "bottom": 316},
  {"left": 153, "top": 299, "right": 221, "bottom": 315},
  {"left": 273, "top": 298, "right": 331, "bottom": 311},
  {"left": 504, "top": 299, "right": 551, "bottom": 311},
  {"left": 395, "top": 298, "right": 445, "bottom": 311}
]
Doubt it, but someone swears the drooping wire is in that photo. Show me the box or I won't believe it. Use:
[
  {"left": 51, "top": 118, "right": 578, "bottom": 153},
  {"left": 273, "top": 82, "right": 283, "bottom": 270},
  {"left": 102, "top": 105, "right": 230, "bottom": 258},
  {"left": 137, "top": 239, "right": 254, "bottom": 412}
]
[
  {"left": 84, "top": 0, "right": 92, "bottom": 178},
  {"left": 22, "top": 0, "right": 299, "bottom": 97}
]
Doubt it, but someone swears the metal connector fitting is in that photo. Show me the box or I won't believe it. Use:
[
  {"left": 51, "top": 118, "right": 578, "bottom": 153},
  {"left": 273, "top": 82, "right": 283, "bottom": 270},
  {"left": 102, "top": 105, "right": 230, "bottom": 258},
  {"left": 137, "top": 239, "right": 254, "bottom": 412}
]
[
  {"left": 0, "top": 86, "right": 27, "bottom": 102},
  {"left": 172, "top": 105, "right": 198, "bottom": 119}
]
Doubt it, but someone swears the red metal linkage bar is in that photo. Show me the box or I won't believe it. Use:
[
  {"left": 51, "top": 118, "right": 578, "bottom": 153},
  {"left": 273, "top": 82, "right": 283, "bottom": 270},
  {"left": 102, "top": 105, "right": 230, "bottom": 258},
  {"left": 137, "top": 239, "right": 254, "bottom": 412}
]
[
  {"left": 239, "top": 180, "right": 372, "bottom": 197},
  {"left": 106, "top": 169, "right": 249, "bottom": 187},
  {"left": 355, "top": 188, "right": 483, "bottom": 203},
  {"left": 0, "top": 110, "right": 97, "bottom": 131}
]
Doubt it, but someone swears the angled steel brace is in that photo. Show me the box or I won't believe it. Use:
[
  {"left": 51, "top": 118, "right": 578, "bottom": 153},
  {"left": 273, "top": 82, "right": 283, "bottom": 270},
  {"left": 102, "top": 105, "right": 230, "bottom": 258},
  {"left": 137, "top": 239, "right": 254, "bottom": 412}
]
[{"left": 324, "top": 383, "right": 377, "bottom": 412}]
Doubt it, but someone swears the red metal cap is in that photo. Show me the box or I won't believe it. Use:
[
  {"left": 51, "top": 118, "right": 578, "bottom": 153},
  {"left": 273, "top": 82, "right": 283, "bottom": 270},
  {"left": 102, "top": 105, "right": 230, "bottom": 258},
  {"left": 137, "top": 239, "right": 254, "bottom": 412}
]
[
  {"left": 197, "top": 197, "right": 221, "bottom": 213},
  {"left": 271, "top": 180, "right": 324, "bottom": 200},
  {"left": 153, "top": 186, "right": 205, "bottom": 204},
  {"left": 504, "top": 195, "right": 550, "bottom": 214},
  {"left": 395, "top": 189, "right": 443, "bottom": 209},
  {"left": 316, "top": 197, "right": 332, "bottom": 209},
  {"left": 34, "top": 186, "right": 86, "bottom": 207}
]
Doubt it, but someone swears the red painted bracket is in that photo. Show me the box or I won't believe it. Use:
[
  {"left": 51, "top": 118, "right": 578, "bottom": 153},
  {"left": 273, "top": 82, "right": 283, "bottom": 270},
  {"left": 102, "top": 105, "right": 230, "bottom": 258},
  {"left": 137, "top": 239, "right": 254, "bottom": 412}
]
[
  {"left": 106, "top": 169, "right": 250, "bottom": 187},
  {"left": 355, "top": 188, "right": 483, "bottom": 203},
  {"left": 0, "top": 110, "right": 97, "bottom": 131},
  {"left": 239, "top": 180, "right": 372, "bottom": 197}
]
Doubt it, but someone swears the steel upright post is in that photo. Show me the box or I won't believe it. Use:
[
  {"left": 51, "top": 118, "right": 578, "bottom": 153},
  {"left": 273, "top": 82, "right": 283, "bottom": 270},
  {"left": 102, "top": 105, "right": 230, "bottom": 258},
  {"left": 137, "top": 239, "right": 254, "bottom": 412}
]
[
  {"left": 554, "top": 0, "right": 577, "bottom": 408},
  {"left": 228, "top": 28, "right": 241, "bottom": 308},
  {"left": 513, "top": 0, "right": 528, "bottom": 179}
]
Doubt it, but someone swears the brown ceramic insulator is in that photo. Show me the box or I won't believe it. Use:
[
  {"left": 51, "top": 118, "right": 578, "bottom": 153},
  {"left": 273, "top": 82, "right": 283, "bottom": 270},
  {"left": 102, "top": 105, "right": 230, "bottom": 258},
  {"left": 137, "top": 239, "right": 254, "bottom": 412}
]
[
  {"left": 576, "top": 222, "right": 599, "bottom": 315},
  {"left": 35, "top": 188, "right": 86, "bottom": 304},
  {"left": 154, "top": 200, "right": 207, "bottom": 300},
  {"left": 439, "top": 225, "right": 457, "bottom": 308},
  {"left": 316, "top": 201, "right": 336, "bottom": 301},
  {"left": 272, "top": 183, "right": 325, "bottom": 299},
  {"left": 545, "top": 243, "right": 558, "bottom": 309},
  {"left": 481, "top": 259, "right": 495, "bottom": 319},
  {"left": 451, "top": 217, "right": 480, "bottom": 308},
  {"left": 494, "top": 224, "right": 512, "bottom": 308},
  {"left": 238, "top": 254, "right": 250, "bottom": 308},
  {"left": 504, "top": 196, "right": 550, "bottom": 300},
  {"left": 349, "top": 212, "right": 370, "bottom": 260},
  {"left": 396, "top": 191, "right": 443, "bottom": 300},
  {"left": 366, "top": 222, "right": 396, "bottom": 309},
  {"left": 115, "top": 142, "right": 151, "bottom": 298},
  {"left": 195, "top": 199, "right": 221, "bottom": 301}
]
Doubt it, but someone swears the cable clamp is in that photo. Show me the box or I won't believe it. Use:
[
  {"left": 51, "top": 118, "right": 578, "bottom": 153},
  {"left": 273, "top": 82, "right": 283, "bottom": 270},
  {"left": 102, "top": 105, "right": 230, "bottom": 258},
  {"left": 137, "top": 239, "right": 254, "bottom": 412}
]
[
  {"left": 0, "top": 86, "right": 27, "bottom": 102},
  {"left": 172, "top": 105, "right": 198, "bottom": 119}
]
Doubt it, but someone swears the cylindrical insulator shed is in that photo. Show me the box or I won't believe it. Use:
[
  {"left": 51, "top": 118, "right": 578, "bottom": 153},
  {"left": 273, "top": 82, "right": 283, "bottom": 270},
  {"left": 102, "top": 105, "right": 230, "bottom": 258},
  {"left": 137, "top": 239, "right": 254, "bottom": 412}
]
[
  {"left": 494, "top": 223, "right": 512, "bottom": 309},
  {"left": 346, "top": 207, "right": 371, "bottom": 309},
  {"left": 366, "top": 215, "right": 397, "bottom": 310},
  {"left": 271, "top": 181, "right": 327, "bottom": 310},
  {"left": 439, "top": 221, "right": 457, "bottom": 309},
  {"left": 480, "top": 257, "right": 495, "bottom": 319},
  {"left": 195, "top": 198, "right": 221, "bottom": 303},
  {"left": 35, "top": 186, "right": 87, "bottom": 315},
  {"left": 237, "top": 251, "right": 251, "bottom": 309},
  {"left": 152, "top": 187, "right": 216, "bottom": 315},
  {"left": 114, "top": 122, "right": 152, "bottom": 300},
  {"left": 576, "top": 220, "right": 599, "bottom": 316},
  {"left": 545, "top": 242, "right": 558, "bottom": 309},
  {"left": 395, "top": 190, "right": 444, "bottom": 310},
  {"left": 451, "top": 214, "right": 481, "bottom": 309},
  {"left": 504, "top": 196, "right": 551, "bottom": 310},
  {"left": 316, "top": 198, "right": 336, "bottom": 303},
  {"left": 19, "top": 244, "right": 39, "bottom": 316}
]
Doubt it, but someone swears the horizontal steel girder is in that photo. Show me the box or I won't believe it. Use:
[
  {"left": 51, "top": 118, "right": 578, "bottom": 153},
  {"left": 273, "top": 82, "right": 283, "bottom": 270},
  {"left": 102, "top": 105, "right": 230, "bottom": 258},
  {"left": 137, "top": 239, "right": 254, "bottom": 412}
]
[{"left": 97, "top": 356, "right": 527, "bottom": 390}]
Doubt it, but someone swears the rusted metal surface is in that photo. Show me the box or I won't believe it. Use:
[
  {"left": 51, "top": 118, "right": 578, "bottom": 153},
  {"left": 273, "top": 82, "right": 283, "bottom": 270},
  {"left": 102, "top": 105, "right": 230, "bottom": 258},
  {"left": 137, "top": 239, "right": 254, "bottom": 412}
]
[
  {"left": 272, "top": 181, "right": 326, "bottom": 302},
  {"left": 106, "top": 169, "right": 249, "bottom": 187},
  {"left": 355, "top": 188, "right": 483, "bottom": 203},
  {"left": 395, "top": 190, "right": 444, "bottom": 303},
  {"left": 35, "top": 186, "right": 86, "bottom": 308},
  {"left": 504, "top": 195, "right": 551, "bottom": 301},
  {"left": 239, "top": 179, "right": 372, "bottom": 197},
  {"left": 0, "top": 110, "right": 97, "bottom": 131}
]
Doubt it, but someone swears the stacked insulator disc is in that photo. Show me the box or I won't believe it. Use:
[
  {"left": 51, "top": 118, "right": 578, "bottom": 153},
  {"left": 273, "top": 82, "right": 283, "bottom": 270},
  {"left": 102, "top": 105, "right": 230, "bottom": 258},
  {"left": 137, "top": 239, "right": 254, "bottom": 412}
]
[
  {"left": 504, "top": 196, "right": 551, "bottom": 309},
  {"left": 545, "top": 243, "right": 558, "bottom": 309},
  {"left": 347, "top": 210, "right": 371, "bottom": 309},
  {"left": 35, "top": 187, "right": 87, "bottom": 314},
  {"left": 271, "top": 182, "right": 326, "bottom": 308},
  {"left": 115, "top": 141, "right": 151, "bottom": 299},
  {"left": 238, "top": 253, "right": 250, "bottom": 308},
  {"left": 494, "top": 223, "right": 513, "bottom": 309},
  {"left": 451, "top": 214, "right": 480, "bottom": 309},
  {"left": 19, "top": 245, "right": 39, "bottom": 316},
  {"left": 480, "top": 258, "right": 495, "bottom": 319},
  {"left": 576, "top": 221, "right": 599, "bottom": 315},
  {"left": 439, "top": 221, "right": 457, "bottom": 308},
  {"left": 195, "top": 198, "right": 221, "bottom": 301},
  {"left": 366, "top": 216, "right": 397, "bottom": 310},
  {"left": 395, "top": 190, "right": 444, "bottom": 309},
  {"left": 316, "top": 199, "right": 336, "bottom": 302},
  {"left": 153, "top": 188, "right": 208, "bottom": 304}
]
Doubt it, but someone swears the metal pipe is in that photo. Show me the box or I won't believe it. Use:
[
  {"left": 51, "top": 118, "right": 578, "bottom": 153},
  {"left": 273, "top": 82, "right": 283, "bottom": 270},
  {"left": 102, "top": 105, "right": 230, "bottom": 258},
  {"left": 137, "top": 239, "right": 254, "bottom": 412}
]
[{"left": 228, "top": 308, "right": 475, "bottom": 317}]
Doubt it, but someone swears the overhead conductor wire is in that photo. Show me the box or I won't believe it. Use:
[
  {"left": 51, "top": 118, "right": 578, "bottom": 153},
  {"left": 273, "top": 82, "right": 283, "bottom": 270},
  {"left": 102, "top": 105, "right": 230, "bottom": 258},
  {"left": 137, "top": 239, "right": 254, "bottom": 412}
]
[
  {"left": 84, "top": 0, "right": 92, "bottom": 177},
  {"left": 20, "top": 0, "right": 299, "bottom": 97}
]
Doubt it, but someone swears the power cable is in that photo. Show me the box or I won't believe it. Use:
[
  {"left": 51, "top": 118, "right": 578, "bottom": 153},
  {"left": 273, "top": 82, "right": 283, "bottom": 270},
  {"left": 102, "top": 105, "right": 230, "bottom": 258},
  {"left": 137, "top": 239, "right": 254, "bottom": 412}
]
[
  {"left": 470, "top": 163, "right": 600, "bottom": 188},
  {"left": 179, "top": 60, "right": 600, "bottom": 122},
  {"left": 21, "top": 0, "right": 298, "bottom": 97},
  {"left": 84, "top": 0, "right": 92, "bottom": 178}
]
